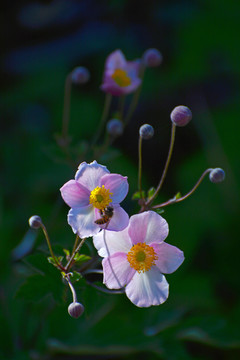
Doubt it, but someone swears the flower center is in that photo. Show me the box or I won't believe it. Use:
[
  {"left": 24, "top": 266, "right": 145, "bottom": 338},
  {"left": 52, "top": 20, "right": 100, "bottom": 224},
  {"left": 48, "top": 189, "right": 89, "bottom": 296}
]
[
  {"left": 127, "top": 242, "right": 158, "bottom": 273},
  {"left": 112, "top": 69, "right": 131, "bottom": 87},
  {"left": 89, "top": 185, "right": 113, "bottom": 210}
]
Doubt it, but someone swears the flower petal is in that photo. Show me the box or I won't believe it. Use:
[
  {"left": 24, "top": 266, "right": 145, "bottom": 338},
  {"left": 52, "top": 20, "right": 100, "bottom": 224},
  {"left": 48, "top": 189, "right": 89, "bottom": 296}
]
[
  {"left": 104, "top": 205, "right": 129, "bottom": 232},
  {"left": 151, "top": 242, "right": 184, "bottom": 274},
  {"left": 75, "top": 160, "right": 109, "bottom": 191},
  {"left": 67, "top": 205, "right": 100, "bottom": 238},
  {"left": 105, "top": 49, "right": 126, "bottom": 70},
  {"left": 100, "top": 174, "right": 129, "bottom": 203},
  {"left": 60, "top": 180, "right": 90, "bottom": 208},
  {"left": 102, "top": 252, "right": 135, "bottom": 289},
  {"left": 125, "top": 268, "right": 169, "bottom": 307},
  {"left": 93, "top": 227, "right": 131, "bottom": 258},
  {"left": 128, "top": 211, "right": 169, "bottom": 245}
]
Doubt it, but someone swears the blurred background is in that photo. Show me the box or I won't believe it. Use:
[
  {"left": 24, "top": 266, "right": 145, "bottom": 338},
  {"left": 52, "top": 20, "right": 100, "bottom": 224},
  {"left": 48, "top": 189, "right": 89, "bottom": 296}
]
[{"left": 1, "top": 0, "right": 240, "bottom": 359}]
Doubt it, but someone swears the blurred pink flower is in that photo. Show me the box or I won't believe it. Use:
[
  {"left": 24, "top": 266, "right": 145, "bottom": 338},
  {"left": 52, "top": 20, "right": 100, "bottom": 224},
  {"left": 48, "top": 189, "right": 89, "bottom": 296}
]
[
  {"left": 60, "top": 160, "right": 129, "bottom": 238},
  {"left": 100, "top": 49, "right": 141, "bottom": 96},
  {"left": 93, "top": 211, "right": 184, "bottom": 307}
]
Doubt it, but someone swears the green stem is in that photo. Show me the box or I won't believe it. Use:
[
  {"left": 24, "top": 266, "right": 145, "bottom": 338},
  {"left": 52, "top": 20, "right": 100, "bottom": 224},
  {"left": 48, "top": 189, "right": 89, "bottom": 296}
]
[
  {"left": 147, "top": 123, "right": 176, "bottom": 206},
  {"left": 152, "top": 168, "right": 213, "bottom": 209},
  {"left": 91, "top": 93, "right": 112, "bottom": 145},
  {"left": 41, "top": 224, "right": 65, "bottom": 271},
  {"left": 65, "top": 237, "right": 86, "bottom": 271}
]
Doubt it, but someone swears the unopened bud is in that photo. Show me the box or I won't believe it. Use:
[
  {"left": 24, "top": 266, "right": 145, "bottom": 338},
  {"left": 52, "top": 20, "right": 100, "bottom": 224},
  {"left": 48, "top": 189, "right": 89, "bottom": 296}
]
[
  {"left": 143, "top": 48, "right": 163, "bottom": 67},
  {"left": 106, "top": 118, "right": 123, "bottom": 136},
  {"left": 28, "top": 215, "right": 42, "bottom": 229},
  {"left": 71, "top": 66, "right": 90, "bottom": 84},
  {"left": 139, "top": 124, "right": 154, "bottom": 139},
  {"left": 209, "top": 168, "right": 225, "bottom": 183},
  {"left": 68, "top": 302, "right": 84, "bottom": 318},
  {"left": 170, "top": 105, "right": 192, "bottom": 127}
]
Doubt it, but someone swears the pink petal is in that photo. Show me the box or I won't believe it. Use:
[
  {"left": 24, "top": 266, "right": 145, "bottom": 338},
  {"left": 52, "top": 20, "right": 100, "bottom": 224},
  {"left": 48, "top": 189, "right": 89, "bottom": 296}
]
[
  {"left": 93, "top": 227, "right": 131, "bottom": 258},
  {"left": 105, "top": 49, "right": 126, "bottom": 70},
  {"left": 100, "top": 174, "right": 129, "bottom": 203},
  {"left": 60, "top": 180, "right": 90, "bottom": 208},
  {"left": 128, "top": 211, "right": 169, "bottom": 246},
  {"left": 151, "top": 242, "right": 184, "bottom": 274},
  {"left": 125, "top": 268, "right": 169, "bottom": 307},
  {"left": 102, "top": 252, "right": 135, "bottom": 289},
  {"left": 67, "top": 205, "right": 100, "bottom": 238},
  {"left": 103, "top": 205, "right": 129, "bottom": 232},
  {"left": 75, "top": 160, "right": 109, "bottom": 191}
]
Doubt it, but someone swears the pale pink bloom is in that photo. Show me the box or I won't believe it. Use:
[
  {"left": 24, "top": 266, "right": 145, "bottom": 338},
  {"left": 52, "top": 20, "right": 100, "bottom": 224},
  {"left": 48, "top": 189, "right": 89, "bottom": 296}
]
[
  {"left": 60, "top": 161, "right": 129, "bottom": 238},
  {"left": 100, "top": 49, "right": 141, "bottom": 96},
  {"left": 93, "top": 211, "right": 184, "bottom": 307}
]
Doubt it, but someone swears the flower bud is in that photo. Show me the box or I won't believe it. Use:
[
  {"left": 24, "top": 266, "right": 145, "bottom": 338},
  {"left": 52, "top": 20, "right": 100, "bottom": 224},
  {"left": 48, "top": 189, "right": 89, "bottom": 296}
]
[
  {"left": 106, "top": 118, "right": 123, "bottom": 136},
  {"left": 28, "top": 215, "right": 42, "bottom": 229},
  {"left": 209, "top": 168, "right": 225, "bottom": 183},
  {"left": 170, "top": 105, "right": 192, "bottom": 127},
  {"left": 71, "top": 66, "right": 90, "bottom": 84},
  {"left": 139, "top": 124, "right": 154, "bottom": 139},
  {"left": 68, "top": 302, "right": 84, "bottom": 318},
  {"left": 143, "top": 48, "right": 163, "bottom": 67}
]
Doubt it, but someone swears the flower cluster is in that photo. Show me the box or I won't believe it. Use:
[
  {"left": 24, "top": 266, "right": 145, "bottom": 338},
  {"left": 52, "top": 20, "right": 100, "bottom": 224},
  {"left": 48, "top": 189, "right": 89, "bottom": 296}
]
[{"left": 27, "top": 48, "right": 225, "bottom": 316}]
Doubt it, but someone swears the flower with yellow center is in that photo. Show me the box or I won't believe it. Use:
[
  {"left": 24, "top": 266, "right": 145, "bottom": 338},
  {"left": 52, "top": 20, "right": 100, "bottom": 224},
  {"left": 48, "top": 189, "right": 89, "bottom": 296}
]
[
  {"left": 111, "top": 69, "right": 131, "bottom": 87},
  {"left": 127, "top": 242, "right": 158, "bottom": 273},
  {"left": 89, "top": 185, "right": 113, "bottom": 210}
]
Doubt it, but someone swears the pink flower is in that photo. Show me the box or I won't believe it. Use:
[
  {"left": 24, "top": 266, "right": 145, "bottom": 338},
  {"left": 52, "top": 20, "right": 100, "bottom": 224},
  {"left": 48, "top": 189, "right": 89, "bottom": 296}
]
[
  {"left": 93, "top": 211, "right": 184, "bottom": 307},
  {"left": 60, "top": 161, "right": 129, "bottom": 238},
  {"left": 100, "top": 49, "right": 142, "bottom": 96}
]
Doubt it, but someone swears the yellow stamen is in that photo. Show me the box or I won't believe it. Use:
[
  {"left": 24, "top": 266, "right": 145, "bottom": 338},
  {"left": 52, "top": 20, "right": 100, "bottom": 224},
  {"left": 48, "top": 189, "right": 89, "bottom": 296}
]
[
  {"left": 127, "top": 242, "right": 158, "bottom": 273},
  {"left": 112, "top": 69, "right": 131, "bottom": 87},
  {"left": 89, "top": 185, "right": 113, "bottom": 210}
]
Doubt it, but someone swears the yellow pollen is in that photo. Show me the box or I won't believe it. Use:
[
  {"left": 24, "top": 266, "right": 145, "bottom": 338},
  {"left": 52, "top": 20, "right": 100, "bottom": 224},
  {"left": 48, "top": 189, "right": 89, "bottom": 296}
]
[
  {"left": 89, "top": 185, "right": 113, "bottom": 210},
  {"left": 112, "top": 69, "right": 131, "bottom": 87},
  {"left": 127, "top": 243, "right": 158, "bottom": 273}
]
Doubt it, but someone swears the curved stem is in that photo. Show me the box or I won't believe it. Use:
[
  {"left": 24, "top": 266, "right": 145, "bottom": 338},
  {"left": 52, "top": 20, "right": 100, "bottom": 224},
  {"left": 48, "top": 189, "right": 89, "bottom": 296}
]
[
  {"left": 91, "top": 93, "right": 112, "bottom": 145},
  {"left": 147, "top": 123, "right": 176, "bottom": 206},
  {"left": 65, "top": 237, "right": 86, "bottom": 271},
  {"left": 65, "top": 275, "right": 77, "bottom": 302},
  {"left": 152, "top": 168, "right": 213, "bottom": 209},
  {"left": 40, "top": 224, "right": 65, "bottom": 271}
]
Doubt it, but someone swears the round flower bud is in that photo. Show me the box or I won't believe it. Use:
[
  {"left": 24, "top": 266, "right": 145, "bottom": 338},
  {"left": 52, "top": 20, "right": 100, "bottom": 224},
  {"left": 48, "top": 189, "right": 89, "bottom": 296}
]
[
  {"left": 209, "top": 168, "right": 225, "bottom": 183},
  {"left": 143, "top": 48, "right": 163, "bottom": 67},
  {"left": 106, "top": 118, "right": 123, "bottom": 136},
  {"left": 71, "top": 66, "right": 90, "bottom": 84},
  {"left": 68, "top": 302, "right": 84, "bottom": 318},
  {"left": 170, "top": 105, "right": 192, "bottom": 127},
  {"left": 28, "top": 215, "right": 42, "bottom": 229},
  {"left": 139, "top": 124, "right": 154, "bottom": 139}
]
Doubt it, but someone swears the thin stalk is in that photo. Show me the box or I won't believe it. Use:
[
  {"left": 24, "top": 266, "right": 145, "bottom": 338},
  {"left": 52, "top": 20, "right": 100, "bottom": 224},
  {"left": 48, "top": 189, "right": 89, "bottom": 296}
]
[
  {"left": 152, "top": 168, "right": 213, "bottom": 209},
  {"left": 147, "top": 123, "right": 176, "bottom": 206},
  {"left": 65, "top": 237, "right": 86, "bottom": 271},
  {"left": 138, "top": 135, "right": 144, "bottom": 200},
  {"left": 65, "top": 275, "right": 77, "bottom": 302},
  {"left": 91, "top": 93, "right": 112, "bottom": 145},
  {"left": 40, "top": 224, "right": 65, "bottom": 271}
]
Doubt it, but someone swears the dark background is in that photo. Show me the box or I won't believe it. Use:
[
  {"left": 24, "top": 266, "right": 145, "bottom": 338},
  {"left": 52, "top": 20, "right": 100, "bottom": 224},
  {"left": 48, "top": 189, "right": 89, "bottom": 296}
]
[{"left": 1, "top": 1, "right": 240, "bottom": 359}]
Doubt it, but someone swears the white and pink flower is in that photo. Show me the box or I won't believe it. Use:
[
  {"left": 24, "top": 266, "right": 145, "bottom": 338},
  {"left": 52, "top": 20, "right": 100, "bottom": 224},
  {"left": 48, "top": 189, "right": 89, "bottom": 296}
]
[
  {"left": 100, "top": 49, "right": 141, "bottom": 96},
  {"left": 93, "top": 211, "right": 184, "bottom": 307},
  {"left": 60, "top": 161, "right": 129, "bottom": 238}
]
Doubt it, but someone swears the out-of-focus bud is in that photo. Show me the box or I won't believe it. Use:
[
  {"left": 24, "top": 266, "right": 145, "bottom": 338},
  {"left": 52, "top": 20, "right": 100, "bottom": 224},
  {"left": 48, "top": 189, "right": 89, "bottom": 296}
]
[
  {"left": 139, "top": 124, "right": 154, "bottom": 139},
  {"left": 68, "top": 302, "right": 84, "bottom": 318},
  {"left": 106, "top": 118, "right": 123, "bottom": 136},
  {"left": 28, "top": 215, "right": 42, "bottom": 229},
  {"left": 209, "top": 168, "right": 225, "bottom": 183},
  {"left": 71, "top": 66, "right": 90, "bottom": 84},
  {"left": 170, "top": 105, "right": 192, "bottom": 127},
  {"left": 143, "top": 48, "right": 163, "bottom": 67}
]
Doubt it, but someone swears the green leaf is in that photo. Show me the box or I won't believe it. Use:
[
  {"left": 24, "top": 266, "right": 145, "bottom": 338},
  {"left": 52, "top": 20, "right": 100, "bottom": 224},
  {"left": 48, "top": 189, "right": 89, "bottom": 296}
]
[
  {"left": 132, "top": 190, "right": 145, "bottom": 200},
  {"left": 63, "top": 249, "right": 70, "bottom": 257},
  {"left": 154, "top": 208, "right": 165, "bottom": 215},
  {"left": 147, "top": 187, "right": 156, "bottom": 199},
  {"left": 174, "top": 192, "right": 182, "bottom": 200},
  {"left": 73, "top": 253, "right": 91, "bottom": 266},
  {"left": 47, "top": 256, "right": 63, "bottom": 267},
  {"left": 70, "top": 271, "right": 83, "bottom": 282}
]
